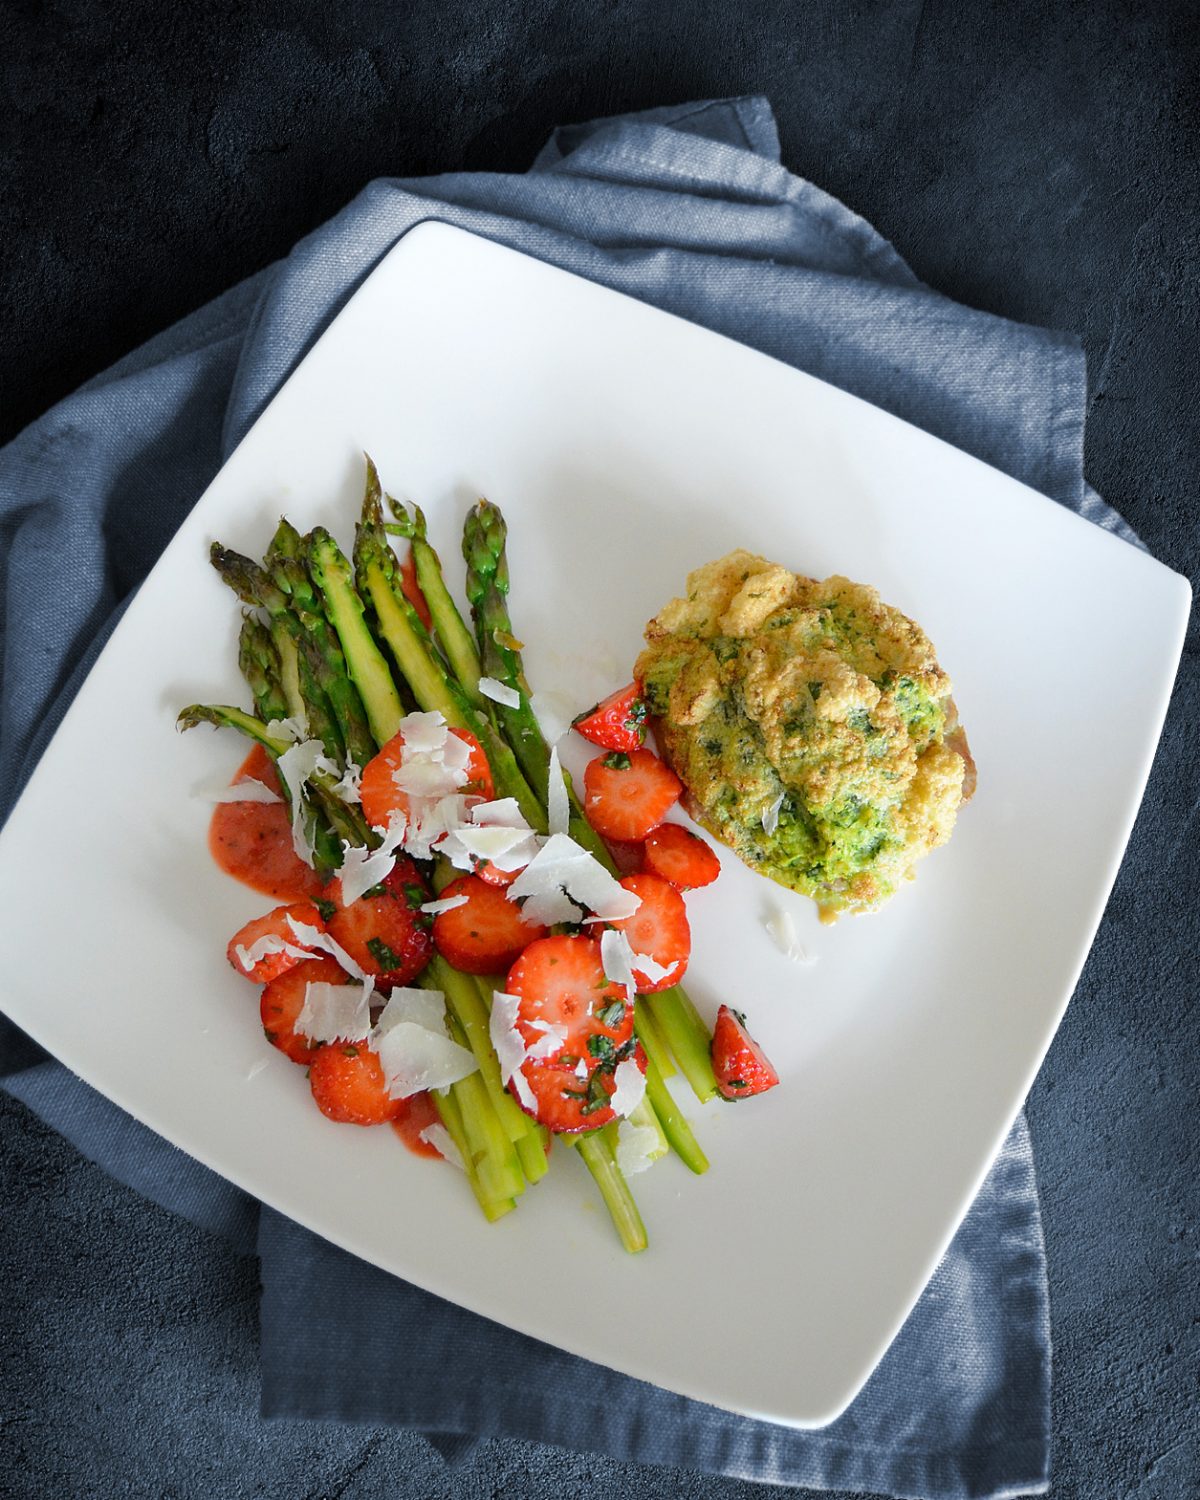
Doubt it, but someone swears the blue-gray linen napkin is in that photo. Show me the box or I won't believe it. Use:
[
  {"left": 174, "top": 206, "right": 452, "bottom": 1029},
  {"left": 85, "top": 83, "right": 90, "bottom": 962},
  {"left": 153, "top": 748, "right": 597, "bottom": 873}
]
[{"left": 5, "top": 93, "right": 1137, "bottom": 1498}]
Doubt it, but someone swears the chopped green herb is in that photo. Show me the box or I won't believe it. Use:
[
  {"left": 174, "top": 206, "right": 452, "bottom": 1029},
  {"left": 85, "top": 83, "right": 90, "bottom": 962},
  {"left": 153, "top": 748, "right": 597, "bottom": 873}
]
[{"left": 366, "top": 936, "right": 407, "bottom": 971}]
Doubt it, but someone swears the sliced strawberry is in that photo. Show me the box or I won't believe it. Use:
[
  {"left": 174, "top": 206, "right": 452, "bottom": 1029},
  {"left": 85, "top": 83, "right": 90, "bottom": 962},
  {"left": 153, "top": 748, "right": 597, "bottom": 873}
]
[
  {"left": 474, "top": 857, "right": 522, "bottom": 887},
  {"left": 227, "top": 901, "right": 326, "bottom": 983},
  {"left": 572, "top": 682, "right": 649, "bottom": 753},
  {"left": 608, "top": 872, "right": 691, "bottom": 991},
  {"left": 583, "top": 747, "right": 681, "bottom": 841},
  {"left": 260, "top": 954, "right": 348, "bottom": 1065},
  {"left": 326, "top": 881, "right": 434, "bottom": 984},
  {"left": 711, "top": 1004, "right": 780, "bottom": 1101},
  {"left": 398, "top": 546, "right": 433, "bottom": 630},
  {"left": 432, "top": 875, "right": 547, "bottom": 975},
  {"left": 309, "top": 1039, "right": 403, "bottom": 1125},
  {"left": 604, "top": 838, "right": 646, "bottom": 878},
  {"left": 360, "top": 724, "right": 494, "bottom": 831},
  {"left": 506, "top": 934, "right": 634, "bottom": 1055},
  {"left": 642, "top": 823, "right": 721, "bottom": 889},
  {"left": 516, "top": 1053, "right": 627, "bottom": 1133}
]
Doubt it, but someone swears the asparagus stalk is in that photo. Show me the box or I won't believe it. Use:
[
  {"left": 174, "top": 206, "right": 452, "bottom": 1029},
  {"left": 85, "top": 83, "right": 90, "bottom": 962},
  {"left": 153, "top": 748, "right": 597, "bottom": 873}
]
[
  {"left": 210, "top": 544, "right": 344, "bottom": 764},
  {"left": 307, "top": 527, "right": 404, "bottom": 747},
  {"left": 386, "top": 494, "right": 488, "bottom": 712},
  {"left": 433, "top": 1089, "right": 515, "bottom": 1223},
  {"left": 569, "top": 1133, "right": 647, "bottom": 1254},
  {"left": 354, "top": 472, "right": 548, "bottom": 834},
  {"left": 238, "top": 615, "right": 290, "bottom": 726},
  {"left": 266, "top": 521, "right": 377, "bottom": 769}
]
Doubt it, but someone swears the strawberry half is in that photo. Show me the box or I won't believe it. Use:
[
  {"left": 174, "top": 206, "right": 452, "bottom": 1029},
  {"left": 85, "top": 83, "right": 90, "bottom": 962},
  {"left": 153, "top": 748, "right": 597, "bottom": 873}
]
[
  {"left": 432, "top": 874, "right": 547, "bottom": 975},
  {"left": 582, "top": 747, "right": 682, "bottom": 841},
  {"left": 309, "top": 1039, "right": 404, "bottom": 1125},
  {"left": 642, "top": 823, "right": 721, "bottom": 889},
  {"left": 572, "top": 682, "right": 649, "bottom": 753},
  {"left": 227, "top": 901, "right": 326, "bottom": 983},
  {"left": 260, "top": 954, "right": 348, "bottom": 1065},
  {"left": 608, "top": 872, "right": 690, "bottom": 991},
  {"left": 711, "top": 1004, "right": 780, "bottom": 1101}
]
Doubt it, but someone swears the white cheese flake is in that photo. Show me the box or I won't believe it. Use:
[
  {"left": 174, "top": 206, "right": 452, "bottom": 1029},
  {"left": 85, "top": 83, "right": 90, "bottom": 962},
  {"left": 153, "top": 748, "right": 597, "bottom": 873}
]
[
  {"left": 478, "top": 676, "right": 521, "bottom": 709},
  {"left": 547, "top": 744, "right": 570, "bottom": 838},
  {"left": 399, "top": 711, "right": 449, "bottom": 754},
  {"left": 764, "top": 904, "right": 816, "bottom": 964},
  {"left": 197, "top": 776, "right": 281, "bottom": 805},
  {"left": 286, "top": 915, "right": 371, "bottom": 984},
  {"left": 419, "top": 894, "right": 470, "bottom": 916},
  {"left": 232, "top": 933, "right": 314, "bottom": 975},
  {"left": 761, "top": 792, "right": 785, "bottom": 836},
  {"left": 530, "top": 689, "right": 574, "bottom": 745},
  {"left": 600, "top": 929, "right": 638, "bottom": 999},
  {"left": 488, "top": 991, "right": 537, "bottom": 1113},
  {"left": 526, "top": 1019, "right": 568, "bottom": 1061},
  {"left": 275, "top": 737, "right": 340, "bottom": 868},
  {"left": 520, "top": 888, "right": 584, "bottom": 927},
  {"left": 507, "top": 832, "right": 640, "bottom": 922},
  {"left": 616, "top": 1120, "right": 663, "bottom": 1176},
  {"left": 329, "top": 761, "right": 363, "bottom": 804},
  {"left": 265, "top": 716, "right": 308, "bottom": 744},
  {"left": 374, "top": 1023, "right": 477, "bottom": 1099},
  {"left": 630, "top": 947, "right": 676, "bottom": 986},
  {"left": 335, "top": 818, "right": 407, "bottom": 905},
  {"left": 610, "top": 1058, "right": 647, "bottom": 1118},
  {"left": 419, "top": 1122, "right": 465, "bottom": 1170},
  {"left": 471, "top": 798, "right": 532, "bottom": 829},
  {"left": 573, "top": 1057, "right": 589, "bottom": 1080},
  {"left": 372, "top": 988, "right": 447, "bottom": 1039},
  {"left": 296, "top": 982, "right": 372, "bottom": 1043}
]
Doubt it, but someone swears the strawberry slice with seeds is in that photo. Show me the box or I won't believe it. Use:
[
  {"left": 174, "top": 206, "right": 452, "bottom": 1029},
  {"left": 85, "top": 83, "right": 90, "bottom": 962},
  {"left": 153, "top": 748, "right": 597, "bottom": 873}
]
[
  {"left": 642, "top": 823, "right": 721, "bottom": 889},
  {"left": 516, "top": 1051, "right": 633, "bottom": 1133},
  {"left": 326, "top": 879, "right": 434, "bottom": 985},
  {"left": 582, "top": 747, "right": 682, "bottom": 841},
  {"left": 572, "top": 682, "right": 649, "bottom": 753},
  {"left": 227, "top": 901, "right": 326, "bottom": 983},
  {"left": 711, "top": 1004, "right": 780, "bottom": 1101},
  {"left": 360, "top": 724, "right": 493, "bottom": 831},
  {"left": 260, "top": 954, "right": 348, "bottom": 1065},
  {"left": 432, "top": 874, "right": 548, "bottom": 975},
  {"left": 608, "top": 872, "right": 691, "bottom": 991},
  {"left": 309, "top": 1039, "right": 404, "bottom": 1125}
]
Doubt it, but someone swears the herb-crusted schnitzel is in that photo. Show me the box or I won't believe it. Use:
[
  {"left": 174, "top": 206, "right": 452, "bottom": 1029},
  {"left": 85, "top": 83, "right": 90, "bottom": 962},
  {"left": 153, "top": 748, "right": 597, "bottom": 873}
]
[{"left": 634, "top": 551, "right": 974, "bottom": 919}]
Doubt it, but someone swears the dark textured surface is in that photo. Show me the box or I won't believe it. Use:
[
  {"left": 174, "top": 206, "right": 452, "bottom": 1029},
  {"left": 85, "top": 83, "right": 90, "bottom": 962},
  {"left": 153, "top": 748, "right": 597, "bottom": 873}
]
[{"left": 1, "top": 3, "right": 1197, "bottom": 1498}]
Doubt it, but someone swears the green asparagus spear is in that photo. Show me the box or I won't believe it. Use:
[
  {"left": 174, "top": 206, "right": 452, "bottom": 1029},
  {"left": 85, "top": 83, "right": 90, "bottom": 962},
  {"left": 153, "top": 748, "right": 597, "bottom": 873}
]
[
  {"left": 238, "top": 615, "right": 290, "bottom": 727},
  {"left": 210, "top": 543, "right": 344, "bottom": 764},
  {"left": 307, "top": 527, "right": 404, "bottom": 749},
  {"left": 266, "top": 524, "right": 377, "bottom": 768},
  {"left": 386, "top": 493, "right": 488, "bottom": 711}
]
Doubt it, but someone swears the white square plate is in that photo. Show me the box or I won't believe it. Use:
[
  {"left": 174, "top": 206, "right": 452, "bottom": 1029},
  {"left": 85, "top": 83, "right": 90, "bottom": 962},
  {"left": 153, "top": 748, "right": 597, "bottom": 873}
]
[{"left": 0, "top": 224, "right": 1188, "bottom": 1427}]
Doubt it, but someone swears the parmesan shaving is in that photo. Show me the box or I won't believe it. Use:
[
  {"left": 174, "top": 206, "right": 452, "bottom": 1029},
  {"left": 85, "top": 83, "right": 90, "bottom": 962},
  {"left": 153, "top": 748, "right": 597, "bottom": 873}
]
[
  {"left": 546, "top": 744, "right": 570, "bottom": 838},
  {"left": 764, "top": 904, "right": 816, "bottom": 964},
  {"left": 275, "top": 737, "right": 339, "bottom": 868},
  {"left": 478, "top": 676, "right": 521, "bottom": 709},
  {"left": 489, "top": 991, "right": 537, "bottom": 1113},
  {"left": 336, "top": 818, "right": 407, "bottom": 906},
  {"left": 419, "top": 1122, "right": 465, "bottom": 1170},
  {"left": 296, "top": 982, "right": 372, "bottom": 1043},
  {"left": 198, "top": 777, "right": 281, "bottom": 805},
  {"left": 374, "top": 1023, "right": 477, "bottom": 1098},
  {"left": 616, "top": 1120, "right": 663, "bottom": 1176},
  {"left": 265, "top": 716, "right": 307, "bottom": 744},
  {"left": 520, "top": 889, "right": 583, "bottom": 927},
  {"left": 232, "top": 933, "right": 313, "bottom": 975},
  {"left": 507, "top": 833, "right": 640, "bottom": 922},
  {"left": 419, "top": 894, "right": 470, "bottom": 916},
  {"left": 526, "top": 1019, "right": 568, "bottom": 1061},
  {"left": 372, "top": 988, "right": 447, "bottom": 1039},
  {"left": 530, "top": 689, "right": 573, "bottom": 745},
  {"left": 471, "top": 798, "right": 532, "bottom": 828},
  {"left": 600, "top": 929, "right": 638, "bottom": 999},
  {"left": 399, "top": 711, "right": 449, "bottom": 754},
  {"left": 761, "top": 792, "right": 785, "bottom": 836},
  {"left": 287, "top": 915, "right": 371, "bottom": 985},
  {"left": 329, "top": 761, "right": 363, "bottom": 804},
  {"left": 610, "top": 1058, "right": 647, "bottom": 1118}
]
